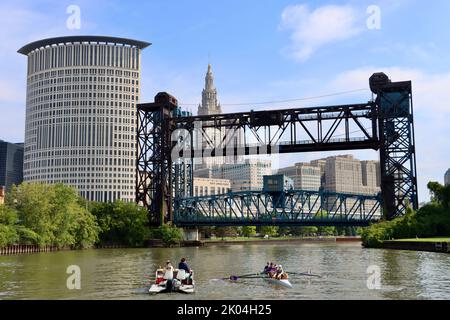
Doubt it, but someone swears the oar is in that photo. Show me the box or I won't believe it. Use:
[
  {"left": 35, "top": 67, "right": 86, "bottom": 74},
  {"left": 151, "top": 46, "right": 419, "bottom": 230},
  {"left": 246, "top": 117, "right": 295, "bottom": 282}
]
[
  {"left": 217, "top": 272, "right": 263, "bottom": 281},
  {"left": 288, "top": 271, "right": 322, "bottom": 278},
  {"left": 143, "top": 274, "right": 157, "bottom": 283}
]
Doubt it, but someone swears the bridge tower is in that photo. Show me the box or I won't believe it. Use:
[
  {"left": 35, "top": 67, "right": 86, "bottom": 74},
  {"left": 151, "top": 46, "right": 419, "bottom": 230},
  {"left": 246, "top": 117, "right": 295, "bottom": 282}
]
[
  {"left": 370, "top": 73, "right": 418, "bottom": 219},
  {"left": 136, "top": 92, "right": 178, "bottom": 226}
]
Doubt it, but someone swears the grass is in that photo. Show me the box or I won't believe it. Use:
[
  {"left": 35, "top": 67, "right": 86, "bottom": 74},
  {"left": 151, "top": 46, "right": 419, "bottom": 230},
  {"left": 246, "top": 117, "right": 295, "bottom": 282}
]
[{"left": 390, "top": 237, "right": 450, "bottom": 243}]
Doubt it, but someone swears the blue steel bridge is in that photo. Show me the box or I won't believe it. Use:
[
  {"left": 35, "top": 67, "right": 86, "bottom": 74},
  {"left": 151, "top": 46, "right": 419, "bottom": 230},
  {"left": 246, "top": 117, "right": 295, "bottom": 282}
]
[
  {"left": 136, "top": 73, "right": 418, "bottom": 227},
  {"left": 174, "top": 189, "right": 381, "bottom": 227}
]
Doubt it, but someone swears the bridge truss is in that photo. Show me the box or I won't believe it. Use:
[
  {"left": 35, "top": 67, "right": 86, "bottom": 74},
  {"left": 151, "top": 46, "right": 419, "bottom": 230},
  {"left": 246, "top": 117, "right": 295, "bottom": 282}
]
[
  {"left": 175, "top": 189, "right": 381, "bottom": 227},
  {"left": 136, "top": 73, "right": 418, "bottom": 226}
]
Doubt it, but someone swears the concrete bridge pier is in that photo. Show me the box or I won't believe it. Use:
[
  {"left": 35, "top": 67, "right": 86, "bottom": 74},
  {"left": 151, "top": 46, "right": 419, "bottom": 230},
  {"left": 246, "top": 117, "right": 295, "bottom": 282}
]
[{"left": 181, "top": 228, "right": 199, "bottom": 241}]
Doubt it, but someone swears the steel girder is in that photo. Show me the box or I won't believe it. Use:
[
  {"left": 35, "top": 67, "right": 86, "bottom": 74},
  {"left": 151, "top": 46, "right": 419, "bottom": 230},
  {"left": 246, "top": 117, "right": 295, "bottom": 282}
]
[
  {"left": 375, "top": 81, "right": 418, "bottom": 218},
  {"left": 174, "top": 189, "right": 381, "bottom": 226}
]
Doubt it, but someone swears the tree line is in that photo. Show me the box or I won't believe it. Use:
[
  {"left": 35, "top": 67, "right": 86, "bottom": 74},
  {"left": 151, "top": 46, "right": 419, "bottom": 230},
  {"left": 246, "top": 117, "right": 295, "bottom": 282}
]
[
  {"left": 361, "top": 182, "right": 450, "bottom": 247},
  {"left": 0, "top": 183, "right": 150, "bottom": 248},
  {"left": 200, "top": 225, "right": 359, "bottom": 239}
]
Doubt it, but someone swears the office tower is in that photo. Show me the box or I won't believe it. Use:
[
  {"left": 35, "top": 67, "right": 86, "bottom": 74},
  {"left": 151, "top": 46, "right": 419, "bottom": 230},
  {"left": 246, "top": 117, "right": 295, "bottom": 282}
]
[{"left": 18, "top": 36, "right": 150, "bottom": 202}]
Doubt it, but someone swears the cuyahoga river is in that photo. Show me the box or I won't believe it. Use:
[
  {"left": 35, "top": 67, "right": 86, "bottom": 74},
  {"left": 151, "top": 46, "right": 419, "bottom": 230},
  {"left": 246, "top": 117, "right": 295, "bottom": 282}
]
[{"left": 1, "top": 242, "right": 449, "bottom": 300}]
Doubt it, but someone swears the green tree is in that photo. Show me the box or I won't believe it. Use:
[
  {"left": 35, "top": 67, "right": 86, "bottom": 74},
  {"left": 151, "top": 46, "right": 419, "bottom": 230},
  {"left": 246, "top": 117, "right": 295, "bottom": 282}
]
[
  {"left": 298, "top": 226, "right": 319, "bottom": 236},
  {"left": 214, "top": 226, "right": 239, "bottom": 240},
  {"left": 151, "top": 224, "right": 183, "bottom": 246},
  {"left": 91, "top": 200, "right": 148, "bottom": 246},
  {"left": 7, "top": 183, "right": 99, "bottom": 248},
  {"left": 318, "top": 226, "right": 336, "bottom": 236},
  {"left": 241, "top": 226, "right": 257, "bottom": 238},
  {"left": 362, "top": 182, "right": 450, "bottom": 247},
  {"left": 0, "top": 204, "right": 40, "bottom": 247},
  {"left": 0, "top": 224, "right": 18, "bottom": 247},
  {"left": 0, "top": 204, "right": 19, "bottom": 225},
  {"left": 258, "top": 226, "right": 279, "bottom": 237},
  {"left": 428, "top": 181, "right": 450, "bottom": 208}
]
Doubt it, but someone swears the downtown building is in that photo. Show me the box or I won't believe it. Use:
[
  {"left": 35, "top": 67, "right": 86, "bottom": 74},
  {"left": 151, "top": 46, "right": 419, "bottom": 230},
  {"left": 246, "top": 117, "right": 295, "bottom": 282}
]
[
  {"left": 18, "top": 36, "right": 150, "bottom": 202},
  {"left": 194, "top": 64, "right": 244, "bottom": 170},
  {"left": 323, "top": 155, "right": 380, "bottom": 195},
  {"left": 0, "top": 139, "right": 24, "bottom": 192},
  {"left": 193, "top": 64, "right": 270, "bottom": 193},
  {"left": 445, "top": 169, "right": 450, "bottom": 186},
  {"left": 210, "top": 159, "right": 272, "bottom": 192},
  {"left": 277, "top": 155, "right": 381, "bottom": 215},
  {"left": 277, "top": 162, "right": 321, "bottom": 191},
  {"left": 193, "top": 177, "right": 231, "bottom": 197},
  {"left": 277, "top": 155, "right": 381, "bottom": 195}
]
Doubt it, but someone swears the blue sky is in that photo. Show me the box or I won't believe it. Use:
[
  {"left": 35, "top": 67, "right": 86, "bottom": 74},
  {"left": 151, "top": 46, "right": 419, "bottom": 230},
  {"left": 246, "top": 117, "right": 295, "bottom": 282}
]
[{"left": 1, "top": 0, "right": 450, "bottom": 202}]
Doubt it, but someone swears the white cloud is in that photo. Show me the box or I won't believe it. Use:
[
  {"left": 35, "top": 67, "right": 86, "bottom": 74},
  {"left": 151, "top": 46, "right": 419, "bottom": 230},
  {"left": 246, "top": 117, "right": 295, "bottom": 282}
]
[
  {"left": 279, "top": 4, "right": 362, "bottom": 62},
  {"left": 331, "top": 66, "right": 450, "bottom": 113}
]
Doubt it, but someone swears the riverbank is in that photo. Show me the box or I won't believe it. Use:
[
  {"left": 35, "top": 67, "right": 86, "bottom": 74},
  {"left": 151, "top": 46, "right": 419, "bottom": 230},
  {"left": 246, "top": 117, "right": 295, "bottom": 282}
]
[
  {"left": 0, "top": 245, "right": 61, "bottom": 255},
  {"left": 203, "top": 236, "right": 361, "bottom": 246},
  {"left": 0, "top": 236, "right": 362, "bottom": 255},
  {"left": 374, "top": 238, "right": 450, "bottom": 253}
]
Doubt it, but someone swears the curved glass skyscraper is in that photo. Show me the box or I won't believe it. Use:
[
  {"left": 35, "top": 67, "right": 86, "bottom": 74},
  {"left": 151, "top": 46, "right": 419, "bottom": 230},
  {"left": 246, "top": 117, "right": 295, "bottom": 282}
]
[{"left": 18, "top": 36, "right": 150, "bottom": 202}]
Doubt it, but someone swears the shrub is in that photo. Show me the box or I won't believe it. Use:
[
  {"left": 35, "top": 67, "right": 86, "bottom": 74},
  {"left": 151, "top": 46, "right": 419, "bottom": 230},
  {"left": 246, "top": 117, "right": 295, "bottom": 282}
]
[{"left": 151, "top": 224, "right": 183, "bottom": 246}]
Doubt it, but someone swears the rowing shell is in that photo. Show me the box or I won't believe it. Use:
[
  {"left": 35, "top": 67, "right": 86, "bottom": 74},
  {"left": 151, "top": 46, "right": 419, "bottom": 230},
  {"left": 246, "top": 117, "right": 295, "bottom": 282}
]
[{"left": 264, "top": 277, "right": 293, "bottom": 288}]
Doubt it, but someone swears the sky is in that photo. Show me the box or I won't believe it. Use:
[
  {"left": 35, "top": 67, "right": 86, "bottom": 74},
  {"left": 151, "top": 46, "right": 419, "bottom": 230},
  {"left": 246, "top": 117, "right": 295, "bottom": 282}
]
[{"left": 1, "top": 0, "right": 450, "bottom": 202}]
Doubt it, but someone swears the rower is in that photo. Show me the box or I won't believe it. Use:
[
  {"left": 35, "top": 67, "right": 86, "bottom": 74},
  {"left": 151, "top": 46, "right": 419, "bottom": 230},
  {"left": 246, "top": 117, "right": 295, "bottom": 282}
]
[
  {"left": 268, "top": 263, "right": 277, "bottom": 278},
  {"left": 164, "top": 260, "right": 174, "bottom": 280},
  {"left": 263, "top": 262, "right": 270, "bottom": 274},
  {"left": 178, "top": 258, "right": 191, "bottom": 273},
  {"left": 178, "top": 257, "right": 192, "bottom": 283}
]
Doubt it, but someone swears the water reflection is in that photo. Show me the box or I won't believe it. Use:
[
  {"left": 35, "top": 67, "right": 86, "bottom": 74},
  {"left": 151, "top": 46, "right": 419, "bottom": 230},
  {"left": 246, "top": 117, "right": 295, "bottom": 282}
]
[{"left": 0, "top": 243, "right": 449, "bottom": 300}]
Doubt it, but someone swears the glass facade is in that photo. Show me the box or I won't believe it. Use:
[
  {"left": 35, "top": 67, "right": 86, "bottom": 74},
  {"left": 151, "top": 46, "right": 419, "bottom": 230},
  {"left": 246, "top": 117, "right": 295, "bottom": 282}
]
[{"left": 0, "top": 140, "right": 24, "bottom": 191}]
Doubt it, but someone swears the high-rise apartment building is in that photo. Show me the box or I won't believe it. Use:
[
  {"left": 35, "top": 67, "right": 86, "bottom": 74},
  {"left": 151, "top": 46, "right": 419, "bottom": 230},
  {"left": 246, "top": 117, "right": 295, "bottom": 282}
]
[
  {"left": 445, "top": 169, "right": 450, "bottom": 186},
  {"left": 0, "top": 140, "right": 24, "bottom": 191},
  {"left": 18, "top": 36, "right": 150, "bottom": 202}
]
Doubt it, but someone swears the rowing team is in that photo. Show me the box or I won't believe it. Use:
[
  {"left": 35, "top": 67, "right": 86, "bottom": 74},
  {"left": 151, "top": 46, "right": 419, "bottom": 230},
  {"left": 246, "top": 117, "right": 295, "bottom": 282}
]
[{"left": 263, "top": 262, "right": 289, "bottom": 280}]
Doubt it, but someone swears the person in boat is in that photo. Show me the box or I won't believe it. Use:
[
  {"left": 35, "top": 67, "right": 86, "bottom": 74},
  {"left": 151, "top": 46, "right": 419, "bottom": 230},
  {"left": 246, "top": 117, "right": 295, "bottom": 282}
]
[
  {"left": 268, "top": 263, "right": 277, "bottom": 278},
  {"left": 274, "top": 265, "right": 283, "bottom": 279},
  {"left": 275, "top": 265, "right": 289, "bottom": 280},
  {"left": 178, "top": 257, "right": 192, "bottom": 284},
  {"left": 263, "top": 262, "right": 270, "bottom": 274},
  {"left": 178, "top": 258, "right": 191, "bottom": 273},
  {"left": 163, "top": 260, "right": 174, "bottom": 280}
]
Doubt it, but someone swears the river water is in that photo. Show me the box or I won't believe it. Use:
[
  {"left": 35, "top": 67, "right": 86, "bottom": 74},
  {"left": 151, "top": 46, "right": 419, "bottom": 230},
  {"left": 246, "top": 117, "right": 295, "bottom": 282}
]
[{"left": 0, "top": 242, "right": 449, "bottom": 300}]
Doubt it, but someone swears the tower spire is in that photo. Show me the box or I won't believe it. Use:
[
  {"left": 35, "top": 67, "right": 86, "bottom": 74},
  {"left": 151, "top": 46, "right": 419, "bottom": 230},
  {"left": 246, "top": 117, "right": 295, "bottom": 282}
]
[{"left": 198, "top": 63, "right": 221, "bottom": 115}]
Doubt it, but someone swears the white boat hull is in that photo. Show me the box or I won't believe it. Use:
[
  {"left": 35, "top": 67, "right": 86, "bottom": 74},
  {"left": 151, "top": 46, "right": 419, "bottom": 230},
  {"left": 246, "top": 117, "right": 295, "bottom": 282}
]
[{"left": 264, "top": 277, "right": 293, "bottom": 288}]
